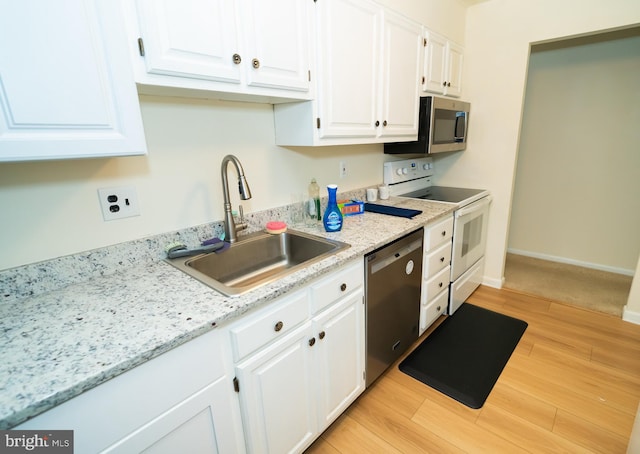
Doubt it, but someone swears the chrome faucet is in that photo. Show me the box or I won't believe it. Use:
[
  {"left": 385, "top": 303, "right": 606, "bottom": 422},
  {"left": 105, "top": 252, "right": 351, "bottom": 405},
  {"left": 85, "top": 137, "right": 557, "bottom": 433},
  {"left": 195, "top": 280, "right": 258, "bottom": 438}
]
[{"left": 221, "top": 154, "right": 252, "bottom": 243}]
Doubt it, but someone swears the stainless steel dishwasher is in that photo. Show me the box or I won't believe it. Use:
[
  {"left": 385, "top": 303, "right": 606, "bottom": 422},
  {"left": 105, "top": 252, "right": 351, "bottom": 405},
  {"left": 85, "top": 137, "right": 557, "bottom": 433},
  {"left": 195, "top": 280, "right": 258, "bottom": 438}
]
[{"left": 365, "top": 228, "right": 423, "bottom": 387}]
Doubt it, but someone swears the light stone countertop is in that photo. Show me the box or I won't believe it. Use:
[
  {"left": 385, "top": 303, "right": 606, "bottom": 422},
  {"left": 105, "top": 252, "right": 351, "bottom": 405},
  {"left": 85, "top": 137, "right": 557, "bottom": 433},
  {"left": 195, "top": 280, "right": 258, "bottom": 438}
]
[{"left": 0, "top": 196, "right": 454, "bottom": 429}]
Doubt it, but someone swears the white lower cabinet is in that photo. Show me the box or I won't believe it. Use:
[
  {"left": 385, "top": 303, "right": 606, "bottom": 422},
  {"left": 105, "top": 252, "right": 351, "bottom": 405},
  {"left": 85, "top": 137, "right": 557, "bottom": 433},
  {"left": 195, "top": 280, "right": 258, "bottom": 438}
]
[
  {"left": 314, "top": 292, "right": 365, "bottom": 429},
  {"left": 16, "top": 329, "right": 245, "bottom": 453},
  {"left": 103, "top": 375, "right": 238, "bottom": 454},
  {"left": 419, "top": 216, "right": 454, "bottom": 335},
  {"left": 235, "top": 321, "right": 317, "bottom": 454},
  {"left": 231, "top": 260, "right": 365, "bottom": 453}
]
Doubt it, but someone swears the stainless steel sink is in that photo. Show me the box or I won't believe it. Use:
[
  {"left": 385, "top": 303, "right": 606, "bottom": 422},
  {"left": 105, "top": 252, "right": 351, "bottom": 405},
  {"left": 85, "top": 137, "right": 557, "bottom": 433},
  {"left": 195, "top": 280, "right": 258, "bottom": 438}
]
[{"left": 167, "top": 230, "right": 350, "bottom": 296}]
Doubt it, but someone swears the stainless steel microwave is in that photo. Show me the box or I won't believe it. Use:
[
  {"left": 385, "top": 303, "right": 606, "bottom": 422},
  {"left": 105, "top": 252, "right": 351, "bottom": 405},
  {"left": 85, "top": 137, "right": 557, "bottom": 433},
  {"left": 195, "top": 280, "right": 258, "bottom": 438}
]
[{"left": 384, "top": 96, "right": 470, "bottom": 155}]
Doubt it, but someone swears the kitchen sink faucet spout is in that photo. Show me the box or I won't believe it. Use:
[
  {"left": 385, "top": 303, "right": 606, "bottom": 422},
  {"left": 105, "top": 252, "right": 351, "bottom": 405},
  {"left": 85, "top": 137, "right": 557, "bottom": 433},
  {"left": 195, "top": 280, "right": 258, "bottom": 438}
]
[{"left": 221, "top": 154, "right": 252, "bottom": 243}]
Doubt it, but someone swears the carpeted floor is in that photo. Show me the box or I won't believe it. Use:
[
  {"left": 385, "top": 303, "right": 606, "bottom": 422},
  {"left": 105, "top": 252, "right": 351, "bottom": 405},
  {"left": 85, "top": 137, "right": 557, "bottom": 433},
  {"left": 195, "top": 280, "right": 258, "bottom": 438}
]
[{"left": 503, "top": 253, "right": 633, "bottom": 317}]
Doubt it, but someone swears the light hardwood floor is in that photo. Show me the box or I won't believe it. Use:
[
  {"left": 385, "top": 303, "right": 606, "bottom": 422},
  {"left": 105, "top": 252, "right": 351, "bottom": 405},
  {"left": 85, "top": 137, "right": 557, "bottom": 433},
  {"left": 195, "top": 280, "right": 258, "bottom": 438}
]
[{"left": 306, "top": 286, "right": 640, "bottom": 453}]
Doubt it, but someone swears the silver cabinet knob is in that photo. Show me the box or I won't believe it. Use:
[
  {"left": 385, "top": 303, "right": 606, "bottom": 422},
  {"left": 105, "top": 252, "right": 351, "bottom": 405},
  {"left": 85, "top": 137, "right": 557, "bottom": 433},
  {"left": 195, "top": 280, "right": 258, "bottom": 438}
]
[
  {"left": 252, "top": 58, "right": 260, "bottom": 69},
  {"left": 232, "top": 54, "right": 241, "bottom": 64}
]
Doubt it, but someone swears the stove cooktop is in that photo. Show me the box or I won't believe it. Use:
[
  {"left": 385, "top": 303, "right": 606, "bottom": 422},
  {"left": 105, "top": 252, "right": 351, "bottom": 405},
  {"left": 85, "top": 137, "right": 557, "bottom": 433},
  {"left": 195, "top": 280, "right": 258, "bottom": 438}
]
[{"left": 397, "top": 185, "right": 487, "bottom": 204}]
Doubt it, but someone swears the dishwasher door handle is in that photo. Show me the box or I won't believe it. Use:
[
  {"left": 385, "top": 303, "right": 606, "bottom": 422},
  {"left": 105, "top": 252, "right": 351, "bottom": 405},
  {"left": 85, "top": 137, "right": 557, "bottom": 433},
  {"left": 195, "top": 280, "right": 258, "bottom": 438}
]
[{"left": 369, "top": 239, "right": 422, "bottom": 275}]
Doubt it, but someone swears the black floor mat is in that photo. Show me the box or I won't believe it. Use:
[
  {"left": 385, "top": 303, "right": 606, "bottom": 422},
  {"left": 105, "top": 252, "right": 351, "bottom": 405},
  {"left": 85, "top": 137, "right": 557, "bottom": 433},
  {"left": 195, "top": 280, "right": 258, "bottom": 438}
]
[{"left": 399, "top": 303, "right": 527, "bottom": 409}]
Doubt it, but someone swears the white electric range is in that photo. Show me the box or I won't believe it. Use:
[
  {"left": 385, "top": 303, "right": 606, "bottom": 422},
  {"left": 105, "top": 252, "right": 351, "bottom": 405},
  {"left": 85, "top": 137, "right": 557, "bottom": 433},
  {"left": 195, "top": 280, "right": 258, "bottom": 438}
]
[{"left": 383, "top": 157, "right": 491, "bottom": 315}]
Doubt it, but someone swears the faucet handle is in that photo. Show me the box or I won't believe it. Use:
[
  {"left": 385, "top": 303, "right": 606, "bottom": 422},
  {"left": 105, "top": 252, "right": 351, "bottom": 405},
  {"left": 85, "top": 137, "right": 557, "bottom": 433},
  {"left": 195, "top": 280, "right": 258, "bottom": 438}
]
[{"left": 238, "top": 205, "right": 244, "bottom": 222}]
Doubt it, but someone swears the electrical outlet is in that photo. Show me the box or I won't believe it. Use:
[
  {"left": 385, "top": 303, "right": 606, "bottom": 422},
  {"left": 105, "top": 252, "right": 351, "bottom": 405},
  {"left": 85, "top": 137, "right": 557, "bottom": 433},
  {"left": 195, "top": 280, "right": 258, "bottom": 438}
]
[
  {"left": 339, "top": 161, "right": 347, "bottom": 178},
  {"left": 98, "top": 186, "right": 141, "bottom": 221}
]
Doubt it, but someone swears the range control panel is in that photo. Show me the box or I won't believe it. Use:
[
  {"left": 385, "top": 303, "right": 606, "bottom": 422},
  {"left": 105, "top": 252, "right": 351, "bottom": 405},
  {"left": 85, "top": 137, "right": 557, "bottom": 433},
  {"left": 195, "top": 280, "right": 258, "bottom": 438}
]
[{"left": 383, "top": 157, "right": 434, "bottom": 186}]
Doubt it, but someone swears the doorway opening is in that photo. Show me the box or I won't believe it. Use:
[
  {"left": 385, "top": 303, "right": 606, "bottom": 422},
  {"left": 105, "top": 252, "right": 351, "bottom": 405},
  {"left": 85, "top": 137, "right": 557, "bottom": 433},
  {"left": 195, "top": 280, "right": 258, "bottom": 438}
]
[{"left": 504, "top": 27, "right": 640, "bottom": 317}]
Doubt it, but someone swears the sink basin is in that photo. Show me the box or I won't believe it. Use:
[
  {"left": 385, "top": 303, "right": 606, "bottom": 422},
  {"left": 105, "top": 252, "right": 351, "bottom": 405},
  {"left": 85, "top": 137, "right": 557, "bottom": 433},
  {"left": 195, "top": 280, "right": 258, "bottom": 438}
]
[{"left": 167, "top": 230, "right": 350, "bottom": 296}]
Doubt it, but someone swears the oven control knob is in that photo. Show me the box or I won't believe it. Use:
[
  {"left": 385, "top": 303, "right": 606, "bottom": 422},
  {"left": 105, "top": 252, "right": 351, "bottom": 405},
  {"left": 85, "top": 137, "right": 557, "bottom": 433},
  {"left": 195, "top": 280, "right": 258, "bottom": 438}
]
[
  {"left": 396, "top": 168, "right": 403, "bottom": 176},
  {"left": 402, "top": 168, "right": 408, "bottom": 175}
]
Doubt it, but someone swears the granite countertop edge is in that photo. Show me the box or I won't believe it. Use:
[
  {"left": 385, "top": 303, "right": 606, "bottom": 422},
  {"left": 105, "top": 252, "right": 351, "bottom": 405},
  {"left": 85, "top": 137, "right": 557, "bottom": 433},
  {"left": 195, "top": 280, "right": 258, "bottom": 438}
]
[{"left": 0, "top": 197, "right": 454, "bottom": 429}]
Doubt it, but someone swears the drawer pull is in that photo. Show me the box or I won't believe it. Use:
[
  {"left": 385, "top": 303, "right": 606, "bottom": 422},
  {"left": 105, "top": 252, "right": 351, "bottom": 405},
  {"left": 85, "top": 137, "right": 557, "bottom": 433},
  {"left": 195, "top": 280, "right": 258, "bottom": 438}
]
[
  {"left": 232, "top": 53, "right": 241, "bottom": 64},
  {"left": 340, "top": 283, "right": 347, "bottom": 292},
  {"left": 440, "top": 256, "right": 445, "bottom": 262},
  {"left": 438, "top": 282, "right": 444, "bottom": 288},
  {"left": 309, "top": 337, "right": 316, "bottom": 347},
  {"left": 274, "top": 321, "right": 284, "bottom": 332},
  {"left": 441, "top": 230, "right": 447, "bottom": 236},
  {"left": 437, "top": 305, "right": 441, "bottom": 312},
  {"left": 319, "top": 331, "right": 326, "bottom": 340}
]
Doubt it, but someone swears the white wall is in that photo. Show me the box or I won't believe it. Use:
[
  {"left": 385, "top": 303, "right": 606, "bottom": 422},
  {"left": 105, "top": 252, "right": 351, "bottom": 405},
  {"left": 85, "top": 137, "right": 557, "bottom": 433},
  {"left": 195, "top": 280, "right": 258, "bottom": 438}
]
[
  {"left": 376, "top": 0, "right": 467, "bottom": 43},
  {"left": 434, "top": 0, "right": 640, "bottom": 293},
  {"left": 0, "top": 97, "right": 386, "bottom": 271},
  {"left": 508, "top": 33, "right": 640, "bottom": 274}
]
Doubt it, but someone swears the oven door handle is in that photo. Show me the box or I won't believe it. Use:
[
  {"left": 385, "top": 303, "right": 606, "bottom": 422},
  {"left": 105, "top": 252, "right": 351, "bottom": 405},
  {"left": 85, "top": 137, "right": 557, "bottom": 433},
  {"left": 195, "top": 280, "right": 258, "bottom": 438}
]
[{"left": 455, "top": 196, "right": 492, "bottom": 218}]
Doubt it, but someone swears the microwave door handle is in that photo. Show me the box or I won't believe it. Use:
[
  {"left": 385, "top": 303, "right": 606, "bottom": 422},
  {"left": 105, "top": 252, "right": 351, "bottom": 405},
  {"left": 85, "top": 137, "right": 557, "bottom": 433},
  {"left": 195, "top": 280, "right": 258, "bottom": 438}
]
[{"left": 454, "top": 113, "right": 465, "bottom": 141}]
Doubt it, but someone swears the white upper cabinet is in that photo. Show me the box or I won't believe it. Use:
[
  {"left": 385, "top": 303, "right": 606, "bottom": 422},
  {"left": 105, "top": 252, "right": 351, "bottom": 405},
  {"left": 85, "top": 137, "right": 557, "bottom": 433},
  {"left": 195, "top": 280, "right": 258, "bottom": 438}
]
[
  {"left": 0, "top": 0, "right": 147, "bottom": 162},
  {"left": 315, "top": 0, "right": 380, "bottom": 140},
  {"left": 134, "top": 0, "right": 242, "bottom": 83},
  {"left": 242, "top": 0, "right": 311, "bottom": 92},
  {"left": 379, "top": 9, "right": 423, "bottom": 138},
  {"left": 422, "top": 28, "right": 464, "bottom": 98},
  {"left": 128, "top": 0, "right": 311, "bottom": 102},
  {"left": 273, "top": 0, "right": 422, "bottom": 146}
]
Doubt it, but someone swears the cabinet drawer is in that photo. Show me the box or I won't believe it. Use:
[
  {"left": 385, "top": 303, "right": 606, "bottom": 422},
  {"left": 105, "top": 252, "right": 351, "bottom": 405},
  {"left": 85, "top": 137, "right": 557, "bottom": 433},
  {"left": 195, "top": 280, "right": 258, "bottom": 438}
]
[
  {"left": 423, "top": 266, "right": 450, "bottom": 302},
  {"left": 420, "top": 289, "right": 448, "bottom": 335},
  {"left": 424, "top": 216, "right": 453, "bottom": 250},
  {"left": 230, "top": 289, "right": 309, "bottom": 362},
  {"left": 424, "top": 241, "right": 452, "bottom": 278},
  {"left": 311, "top": 260, "right": 364, "bottom": 314}
]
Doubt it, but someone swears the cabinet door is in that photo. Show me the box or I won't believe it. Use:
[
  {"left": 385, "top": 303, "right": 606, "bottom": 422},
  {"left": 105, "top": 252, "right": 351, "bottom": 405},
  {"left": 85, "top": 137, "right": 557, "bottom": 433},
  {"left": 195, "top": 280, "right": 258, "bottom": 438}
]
[
  {"left": 135, "top": 0, "right": 242, "bottom": 83},
  {"left": 314, "top": 291, "right": 365, "bottom": 430},
  {"left": 0, "top": 0, "right": 146, "bottom": 161},
  {"left": 422, "top": 30, "right": 447, "bottom": 94},
  {"left": 242, "top": 0, "right": 310, "bottom": 92},
  {"left": 378, "top": 10, "right": 421, "bottom": 138},
  {"left": 316, "top": 0, "right": 380, "bottom": 139},
  {"left": 236, "top": 323, "right": 317, "bottom": 454},
  {"left": 103, "top": 376, "right": 242, "bottom": 454},
  {"left": 445, "top": 41, "right": 464, "bottom": 97}
]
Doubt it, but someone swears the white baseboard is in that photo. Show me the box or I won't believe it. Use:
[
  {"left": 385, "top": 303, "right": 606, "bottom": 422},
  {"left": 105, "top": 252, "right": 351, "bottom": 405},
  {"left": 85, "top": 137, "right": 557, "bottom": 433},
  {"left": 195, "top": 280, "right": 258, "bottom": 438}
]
[
  {"left": 623, "top": 306, "right": 640, "bottom": 325},
  {"left": 507, "top": 248, "right": 635, "bottom": 276},
  {"left": 482, "top": 275, "right": 504, "bottom": 289}
]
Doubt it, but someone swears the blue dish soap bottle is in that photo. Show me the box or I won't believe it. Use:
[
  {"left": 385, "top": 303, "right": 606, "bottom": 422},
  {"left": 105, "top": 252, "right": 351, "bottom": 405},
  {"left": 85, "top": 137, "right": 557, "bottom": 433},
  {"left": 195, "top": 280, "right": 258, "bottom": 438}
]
[{"left": 323, "top": 184, "right": 343, "bottom": 232}]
